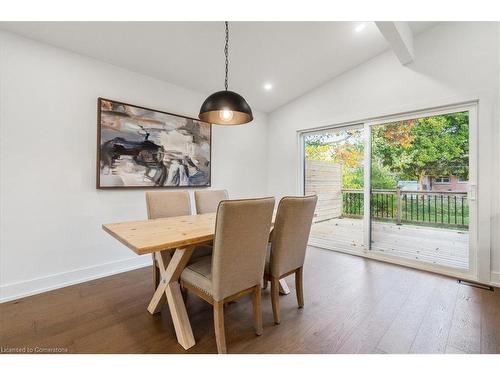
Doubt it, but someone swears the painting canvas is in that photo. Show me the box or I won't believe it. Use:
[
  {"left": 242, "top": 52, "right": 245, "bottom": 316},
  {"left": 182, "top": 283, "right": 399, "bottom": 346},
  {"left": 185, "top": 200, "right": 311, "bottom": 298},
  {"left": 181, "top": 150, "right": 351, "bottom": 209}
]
[{"left": 97, "top": 98, "right": 211, "bottom": 188}]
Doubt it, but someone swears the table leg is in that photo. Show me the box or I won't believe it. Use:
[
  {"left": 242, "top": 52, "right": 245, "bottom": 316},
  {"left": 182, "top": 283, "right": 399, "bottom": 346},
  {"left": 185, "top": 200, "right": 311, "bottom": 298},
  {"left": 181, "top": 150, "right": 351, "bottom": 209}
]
[
  {"left": 279, "top": 279, "right": 291, "bottom": 295},
  {"left": 165, "top": 282, "right": 196, "bottom": 349},
  {"left": 149, "top": 251, "right": 172, "bottom": 311},
  {"left": 147, "top": 247, "right": 195, "bottom": 350}
]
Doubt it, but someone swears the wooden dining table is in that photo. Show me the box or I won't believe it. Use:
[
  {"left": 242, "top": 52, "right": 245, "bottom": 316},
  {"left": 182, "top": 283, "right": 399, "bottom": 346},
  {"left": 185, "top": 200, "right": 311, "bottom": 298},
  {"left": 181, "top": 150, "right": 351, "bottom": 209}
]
[{"left": 102, "top": 212, "right": 288, "bottom": 350}]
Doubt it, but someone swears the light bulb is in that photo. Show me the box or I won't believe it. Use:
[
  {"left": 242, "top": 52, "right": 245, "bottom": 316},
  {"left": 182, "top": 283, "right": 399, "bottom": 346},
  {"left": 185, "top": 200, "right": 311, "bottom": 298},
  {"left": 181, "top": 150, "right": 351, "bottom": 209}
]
[{"left": 219, "top": 109, "right": 234, "bottom": 122}]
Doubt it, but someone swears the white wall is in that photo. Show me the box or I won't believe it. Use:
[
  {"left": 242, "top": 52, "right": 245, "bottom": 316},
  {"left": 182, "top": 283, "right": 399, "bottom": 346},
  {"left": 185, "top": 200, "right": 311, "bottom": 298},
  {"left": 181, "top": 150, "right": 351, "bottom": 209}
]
[
  {"left": 267, "top": 22, "right": 500, "bottom": 284},
  {"left": 0, "top": 31, "right": 269, "bottom": 301}
]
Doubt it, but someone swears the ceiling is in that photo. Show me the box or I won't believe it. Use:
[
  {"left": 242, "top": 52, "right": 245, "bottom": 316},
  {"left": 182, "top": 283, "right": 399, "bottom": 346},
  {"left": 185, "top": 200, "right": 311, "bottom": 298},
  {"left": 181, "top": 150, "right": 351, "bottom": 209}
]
[{"left": 0, "top": 22, "right": 437, "bottom": 113}]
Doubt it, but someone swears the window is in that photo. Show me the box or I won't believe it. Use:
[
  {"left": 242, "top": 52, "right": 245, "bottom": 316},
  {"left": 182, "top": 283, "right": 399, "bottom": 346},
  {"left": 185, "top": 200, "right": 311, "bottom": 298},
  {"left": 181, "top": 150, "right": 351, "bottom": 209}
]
[{"left": 434, "top": 176, "right": 450, "bottom": 184}]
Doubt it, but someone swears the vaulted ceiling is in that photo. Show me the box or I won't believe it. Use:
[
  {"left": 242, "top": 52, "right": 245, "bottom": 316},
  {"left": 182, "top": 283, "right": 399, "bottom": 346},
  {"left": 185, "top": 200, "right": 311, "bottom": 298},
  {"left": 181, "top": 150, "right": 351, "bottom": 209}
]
[{"left": 0, "top": 22, "right": 437, "bottom": 112}]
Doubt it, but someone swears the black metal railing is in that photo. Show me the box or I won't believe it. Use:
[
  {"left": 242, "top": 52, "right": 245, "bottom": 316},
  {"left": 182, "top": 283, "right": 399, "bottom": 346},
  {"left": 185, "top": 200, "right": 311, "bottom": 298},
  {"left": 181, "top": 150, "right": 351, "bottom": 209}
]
[{"left": 341, "top": 189, "right": 468, "bottom": 228}]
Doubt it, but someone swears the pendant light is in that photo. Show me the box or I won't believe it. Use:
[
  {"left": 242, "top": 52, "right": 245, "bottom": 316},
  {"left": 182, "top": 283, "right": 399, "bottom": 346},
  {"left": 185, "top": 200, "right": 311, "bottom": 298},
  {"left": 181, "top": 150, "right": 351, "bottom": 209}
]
[{"left": 199, "top": 22, "right": 253, "bottom": 125}]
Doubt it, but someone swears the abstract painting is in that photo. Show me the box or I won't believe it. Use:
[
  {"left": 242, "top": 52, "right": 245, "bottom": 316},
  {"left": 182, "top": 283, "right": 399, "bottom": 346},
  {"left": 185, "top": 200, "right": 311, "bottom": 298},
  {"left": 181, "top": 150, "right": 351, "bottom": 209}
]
[{"left": 97, "top": 98, "right": 211, "bottom": 188}]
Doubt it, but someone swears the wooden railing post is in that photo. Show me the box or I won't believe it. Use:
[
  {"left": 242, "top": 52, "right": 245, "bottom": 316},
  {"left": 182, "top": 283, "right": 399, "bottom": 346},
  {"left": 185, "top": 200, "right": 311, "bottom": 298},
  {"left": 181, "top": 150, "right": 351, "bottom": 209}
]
[{"left": 396, "top": 187, "right": 402, "bottom": 225}]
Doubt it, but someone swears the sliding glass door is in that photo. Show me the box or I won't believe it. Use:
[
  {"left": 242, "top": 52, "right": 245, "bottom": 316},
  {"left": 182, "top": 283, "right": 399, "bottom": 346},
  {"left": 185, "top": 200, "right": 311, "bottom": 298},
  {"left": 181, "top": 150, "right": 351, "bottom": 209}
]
[
  {"left": 366, "top": 108, "right": 476, "bottom": 274},
  {"left": 303, "top": 103, "right": 477, "bottom": 278}
]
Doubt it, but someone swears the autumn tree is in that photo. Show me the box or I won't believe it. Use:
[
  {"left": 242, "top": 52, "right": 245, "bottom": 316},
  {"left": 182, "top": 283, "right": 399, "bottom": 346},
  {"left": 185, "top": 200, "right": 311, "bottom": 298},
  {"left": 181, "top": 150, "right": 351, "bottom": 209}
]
[
  {"left": 305, "top": 112, "right": 469, "bottom": 190},
  {"left": 305, "top": 130, "right": 365, "bottom": 188},
  {"left": 371, "top": 112, "right": 469, "bottom": 188}
]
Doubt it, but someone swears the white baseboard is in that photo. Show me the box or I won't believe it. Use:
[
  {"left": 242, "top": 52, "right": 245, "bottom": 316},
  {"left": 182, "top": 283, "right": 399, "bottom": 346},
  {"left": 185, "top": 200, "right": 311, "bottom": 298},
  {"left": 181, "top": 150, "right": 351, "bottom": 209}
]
[
  {"left": 0, "top": 256, "right": 152, "bottom": 303},
  {"left": 2, "top": 254, "right": 496, "bottom": 304},
  {"left": 491, "top": 271, "right": 500, "bottom": 287}
]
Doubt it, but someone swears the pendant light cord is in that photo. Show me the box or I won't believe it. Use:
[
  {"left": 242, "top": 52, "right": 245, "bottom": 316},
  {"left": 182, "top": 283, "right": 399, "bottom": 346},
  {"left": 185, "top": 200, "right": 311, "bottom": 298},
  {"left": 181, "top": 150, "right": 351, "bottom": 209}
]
[{"left": 224, "top": 21, "right": 229, "bottom": 91}]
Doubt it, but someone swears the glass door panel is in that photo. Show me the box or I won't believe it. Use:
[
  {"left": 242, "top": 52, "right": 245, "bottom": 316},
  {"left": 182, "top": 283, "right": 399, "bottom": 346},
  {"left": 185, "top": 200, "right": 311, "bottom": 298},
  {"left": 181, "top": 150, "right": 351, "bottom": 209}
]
[
  {"left": 303, "top": 125, "right": 365, "bottom": 252},
  {"left": 369, "top": 111, "right": 471, "bottom": 270}
]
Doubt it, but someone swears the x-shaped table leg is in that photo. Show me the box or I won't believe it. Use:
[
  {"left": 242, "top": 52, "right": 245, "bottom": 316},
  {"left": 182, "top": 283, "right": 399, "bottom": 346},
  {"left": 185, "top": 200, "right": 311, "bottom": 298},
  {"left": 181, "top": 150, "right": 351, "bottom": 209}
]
[{"left": 147, "top": 246, "right": 195, "bottom": 350}]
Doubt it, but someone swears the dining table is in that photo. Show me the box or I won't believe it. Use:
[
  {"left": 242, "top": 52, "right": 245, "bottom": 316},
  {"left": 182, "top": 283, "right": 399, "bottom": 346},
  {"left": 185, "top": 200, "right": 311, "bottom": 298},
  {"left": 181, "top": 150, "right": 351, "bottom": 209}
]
[{"left": 102, "top": 212, "right": 288, "bottom": 350}]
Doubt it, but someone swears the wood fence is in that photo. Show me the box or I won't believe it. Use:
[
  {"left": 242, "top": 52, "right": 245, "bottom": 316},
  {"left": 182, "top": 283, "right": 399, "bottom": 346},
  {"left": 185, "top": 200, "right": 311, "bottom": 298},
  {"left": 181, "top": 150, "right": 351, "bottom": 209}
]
[{"left": 305, "top": 160, "right": 342, "bottom": 223}]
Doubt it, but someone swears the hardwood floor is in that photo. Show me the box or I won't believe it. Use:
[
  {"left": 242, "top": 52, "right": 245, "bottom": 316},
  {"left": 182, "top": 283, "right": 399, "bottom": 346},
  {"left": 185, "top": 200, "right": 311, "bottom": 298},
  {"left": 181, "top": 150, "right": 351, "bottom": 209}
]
[{"left": 1, "top": 247, "right": 499, "bottom": 354}]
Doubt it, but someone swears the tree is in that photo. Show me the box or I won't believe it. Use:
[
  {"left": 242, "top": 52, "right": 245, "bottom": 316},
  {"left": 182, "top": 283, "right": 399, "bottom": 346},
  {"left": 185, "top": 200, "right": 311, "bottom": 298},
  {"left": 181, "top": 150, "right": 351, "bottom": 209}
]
[
  {"left": 304, "top": 112, "right": 469, "bottom": 191},
  {"left": 305, "top": 129, "right": 365, "bottom": 189},
  {"left": 371, "top": 112, "right": 469, "bottom": 188}
]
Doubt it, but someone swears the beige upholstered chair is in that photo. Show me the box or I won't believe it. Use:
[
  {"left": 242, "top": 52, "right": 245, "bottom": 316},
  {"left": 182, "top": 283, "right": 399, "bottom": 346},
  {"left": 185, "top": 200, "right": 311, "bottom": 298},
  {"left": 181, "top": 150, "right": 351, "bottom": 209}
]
[
  {"left": 194, "top": 189, "right": 229, "bottom": 214},
  {"left": 145, "top": 191, "right": 211, "bottom": 289},
  {"left": 263, "top": 195, "right": 318, "bottom": 324},
  {"left": 194, "top": 190, "right": 229, "bottom": 249},
  {"left": 146, "top": 191, "right": 192, "bottom": 218},
  {"left": 180, "top": 197, "right": 275, "bottom": 354}
]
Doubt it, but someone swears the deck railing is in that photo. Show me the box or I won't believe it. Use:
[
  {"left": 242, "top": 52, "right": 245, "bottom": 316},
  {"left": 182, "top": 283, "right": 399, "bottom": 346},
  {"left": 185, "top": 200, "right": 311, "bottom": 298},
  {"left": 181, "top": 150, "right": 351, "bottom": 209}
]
[{"left": 342, "top": 188, "right": 468, "bottom": 229}]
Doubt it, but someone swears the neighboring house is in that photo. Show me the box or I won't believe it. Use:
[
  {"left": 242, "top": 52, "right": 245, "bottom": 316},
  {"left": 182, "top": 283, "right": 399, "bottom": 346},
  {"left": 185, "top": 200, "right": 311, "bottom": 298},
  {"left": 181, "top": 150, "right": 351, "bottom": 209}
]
[
  {"left": 397, "top": 176, "right": 468, "bottom": 192},
  {"left": 420, "top": 175, "right": 468, "bottom": 192}
]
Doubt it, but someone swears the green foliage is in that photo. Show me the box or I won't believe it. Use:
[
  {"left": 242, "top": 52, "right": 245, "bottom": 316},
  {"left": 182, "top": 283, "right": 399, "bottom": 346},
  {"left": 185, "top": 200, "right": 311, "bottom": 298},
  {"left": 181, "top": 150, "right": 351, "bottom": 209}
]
[
  {"left": 305, "top": 129, "right": 365, "bottom": 189},
  {"left": 305, "top": 112, "right": 469, "bottom": 190},
  {"left": 371, "top": 163, "right": 398, "bottom": 189},
  {"left": 342, "top": 167, "right": 363, "bottom": 189},
  {"left": 305, "top": 130, "right": 363, "bottom": 168},
  {"left": 371, "top": 112, "right": 469, "bottom": 184}
]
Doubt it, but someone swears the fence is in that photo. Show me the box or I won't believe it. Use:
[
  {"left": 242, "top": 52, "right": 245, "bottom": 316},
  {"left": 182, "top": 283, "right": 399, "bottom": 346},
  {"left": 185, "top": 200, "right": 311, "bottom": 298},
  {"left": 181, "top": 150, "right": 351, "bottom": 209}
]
[
  {"left": 342, "top": 188, "right": 468, "bottom": 229},
  {"left": 305, "top": 160, "right": 342, "bottom": 223}
]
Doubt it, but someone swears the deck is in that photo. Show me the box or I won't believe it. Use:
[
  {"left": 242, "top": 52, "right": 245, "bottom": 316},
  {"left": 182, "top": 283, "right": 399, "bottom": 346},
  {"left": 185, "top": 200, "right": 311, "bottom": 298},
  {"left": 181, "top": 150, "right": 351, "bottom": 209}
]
[{"left": 309, "top": 218, "right": 469, "bottom": 270}]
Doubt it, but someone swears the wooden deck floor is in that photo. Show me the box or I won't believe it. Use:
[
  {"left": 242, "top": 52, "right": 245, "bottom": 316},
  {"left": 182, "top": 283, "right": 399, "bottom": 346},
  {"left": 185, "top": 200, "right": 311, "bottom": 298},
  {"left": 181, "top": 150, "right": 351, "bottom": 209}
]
[
  {"left": 310, "top": 218, "right": 469, "bottom": 270},
  {"left": 0, "top": 248, "right": 498, "bottom": 354}
]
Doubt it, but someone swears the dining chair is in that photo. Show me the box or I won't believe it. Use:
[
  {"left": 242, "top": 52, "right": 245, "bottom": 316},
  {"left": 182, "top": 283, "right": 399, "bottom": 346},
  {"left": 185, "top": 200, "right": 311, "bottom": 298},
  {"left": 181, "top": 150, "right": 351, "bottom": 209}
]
[
  {"left": 194, "top": 190, "right": 229, "bottom": 249},
  {"left": 263, "top": 195, "right": 318, "bottom": 324},
  {"left": 145, "top": 191, "right": 212, "bottom": 290},
  {"left": 146, "top": 190, "right": 191, "bottom": 218},
  {"left": 180, "top": 197, "right": 275, "bottom": 354},
  {"left": 194, "top": 189, "right": 229, "bottom": 214}
]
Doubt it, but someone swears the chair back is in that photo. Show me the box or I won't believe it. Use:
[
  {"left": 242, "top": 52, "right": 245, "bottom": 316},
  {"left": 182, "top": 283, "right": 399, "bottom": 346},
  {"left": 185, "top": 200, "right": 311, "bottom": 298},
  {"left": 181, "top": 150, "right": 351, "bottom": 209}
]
[
  {"left": 211, "top": 197, "right": 275, "bottom": 301},
  {"left": 269, "top": 195, "right": 318, "bottom": 277},
  {"left": 145, "top": 191, "right": 191, "bottom": 219},
  {"left": 195, "top": 189, "right": 229, "bottom": 214}
]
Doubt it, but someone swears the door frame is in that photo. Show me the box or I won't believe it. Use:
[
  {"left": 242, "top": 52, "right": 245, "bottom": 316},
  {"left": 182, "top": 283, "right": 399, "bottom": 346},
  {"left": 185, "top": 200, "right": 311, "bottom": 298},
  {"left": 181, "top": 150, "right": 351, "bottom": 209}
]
[{"left": 298, "top": 101, "right": 483, "bottom": 283}]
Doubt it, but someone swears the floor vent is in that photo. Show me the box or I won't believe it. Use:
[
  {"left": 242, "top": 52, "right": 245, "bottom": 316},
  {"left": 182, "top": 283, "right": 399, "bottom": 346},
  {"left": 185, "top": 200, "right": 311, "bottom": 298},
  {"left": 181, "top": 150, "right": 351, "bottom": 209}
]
[{"left": 458, "top": 279, "right": 494, "bottom": 291}]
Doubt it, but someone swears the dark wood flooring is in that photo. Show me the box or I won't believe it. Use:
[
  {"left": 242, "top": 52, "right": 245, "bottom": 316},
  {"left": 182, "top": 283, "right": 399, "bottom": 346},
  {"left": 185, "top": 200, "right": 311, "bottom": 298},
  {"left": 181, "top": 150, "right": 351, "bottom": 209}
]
[{"left": 1, "top": 247, "right": 499, "bottom": 354}]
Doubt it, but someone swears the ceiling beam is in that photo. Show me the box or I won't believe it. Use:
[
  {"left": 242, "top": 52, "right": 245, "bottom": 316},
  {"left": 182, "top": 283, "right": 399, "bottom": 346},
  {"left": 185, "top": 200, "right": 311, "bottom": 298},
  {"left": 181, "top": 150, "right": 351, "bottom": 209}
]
[{"left": 375, "top": 22, "right": 414, "bottom": 65}]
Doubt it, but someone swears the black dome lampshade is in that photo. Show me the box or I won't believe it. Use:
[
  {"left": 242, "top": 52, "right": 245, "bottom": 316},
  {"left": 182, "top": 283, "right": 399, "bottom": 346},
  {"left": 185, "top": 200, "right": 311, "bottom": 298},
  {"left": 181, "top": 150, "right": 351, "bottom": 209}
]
[
  {"left": 199, "top": 90, "right": 253, "bottom": 125},
  {"left": 199, "top": 22, "right": 253, "bottom": 126}
]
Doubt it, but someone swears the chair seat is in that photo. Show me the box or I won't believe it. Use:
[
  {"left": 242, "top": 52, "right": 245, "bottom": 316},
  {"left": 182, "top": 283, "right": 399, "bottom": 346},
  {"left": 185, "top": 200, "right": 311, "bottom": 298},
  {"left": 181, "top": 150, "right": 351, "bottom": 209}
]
[{"left": 181, "top": 255, "right": 213, "bottom": 295}]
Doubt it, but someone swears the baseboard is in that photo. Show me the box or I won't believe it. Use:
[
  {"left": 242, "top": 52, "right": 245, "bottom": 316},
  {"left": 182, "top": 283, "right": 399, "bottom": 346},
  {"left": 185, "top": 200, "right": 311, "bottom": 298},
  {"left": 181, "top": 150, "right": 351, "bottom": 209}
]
[
  {"left": 491, "top": 271, "right": 500, "bottom": 287},
  {"left": 2, "top": 252, "right": 496, "bottom": 303},
  {"left": 0, "top": 256, "right": 152, "bottom": 303}
]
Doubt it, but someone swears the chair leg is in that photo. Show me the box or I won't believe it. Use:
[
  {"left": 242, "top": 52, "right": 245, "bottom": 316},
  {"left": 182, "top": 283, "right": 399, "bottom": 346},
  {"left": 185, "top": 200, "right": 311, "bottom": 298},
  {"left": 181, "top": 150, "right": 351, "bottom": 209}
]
[
  {"left": 270, "top": 276, "right": 280, "bottom": 324},
  {"left": 252, "top": 285, "right": 263, "bottom": 336},
  {"left": 262, "top": 276, "right": 268, "bottom": 290},
  {"left": 295, "top": 267, "right": 304, "bottom": 308},
  {"left": 213, "top": 301, "right": 227, "bottom": 354}
]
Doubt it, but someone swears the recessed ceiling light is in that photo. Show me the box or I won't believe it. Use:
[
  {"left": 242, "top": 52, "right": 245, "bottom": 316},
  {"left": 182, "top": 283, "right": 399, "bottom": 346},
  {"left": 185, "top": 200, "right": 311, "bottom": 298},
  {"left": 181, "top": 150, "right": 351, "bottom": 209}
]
[
  {"left": 355, "top": 23, "right": 366, "bottom": 33},
  {"left": 263, "top": 83, "right": 273, "bottom": 91}
]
